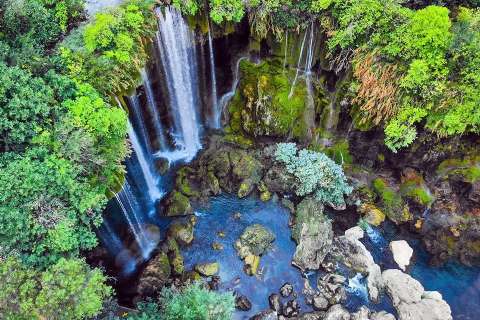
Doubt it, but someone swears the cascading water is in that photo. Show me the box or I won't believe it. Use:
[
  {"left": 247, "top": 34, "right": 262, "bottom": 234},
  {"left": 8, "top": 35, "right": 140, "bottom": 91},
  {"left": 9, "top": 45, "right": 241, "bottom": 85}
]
[
  {"left": 218, "top": 55, "right": 249, "bottom": 119},
  {"left": 141, "top": 69, "right": 168, "bottom": 152},
  {"left": 127, "top": 120, "right": 163, "bottom": 201},
  {"left": 156, "top": 6, "right": 202, "bottom": 161},
  {"left": 128, "top": 95, "right": 152, "bottom": 155},
  {"left": 207, "top": 21, "right": 220, "bottom": 129},
  {"left": 288, "top": 31, "right": 308, "bottom": 99}
]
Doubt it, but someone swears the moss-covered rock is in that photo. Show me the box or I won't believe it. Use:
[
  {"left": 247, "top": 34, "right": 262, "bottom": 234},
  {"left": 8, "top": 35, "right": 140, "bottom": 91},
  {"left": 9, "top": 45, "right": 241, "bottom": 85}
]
[
  {"left": 235, "top": 224, "right": 275, "bottom": 258},
  {"left": 195, "top": 262, "right": 219, "bottom": 277},
  {"left": 372, "top": 178, "right": 412, "bottom": 224},
  {"left": 167, "top": 216, "right": 196, "bottom": 247},
  {"left": 358, "top": 204, "right": 386, "bottom": 226},
  {"left": 137, "top": 251, "right": 171, "bottom": 297},
  {"left": 164, "top": 191, "right": 192, "bottom": 217},
  {"left": 437, "top": 156, "right": 480, "bottom": 184},
  {"left": 291, "top": 197, "right": 333, "bottom": 270},
  {"left": 400, "top": 168, "right": 434, "bottom": 207},
  {"left": 228, "top": 59, "right": 308, "bottom": 139}
]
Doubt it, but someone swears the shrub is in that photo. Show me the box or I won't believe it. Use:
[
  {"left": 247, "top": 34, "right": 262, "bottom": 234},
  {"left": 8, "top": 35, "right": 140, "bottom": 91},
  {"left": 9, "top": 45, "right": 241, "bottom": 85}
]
[
  {"left": 159, "top": 283, "right": 235, "bottom": 320},
  {"left": 274, "top": 143, "right": 352, "bottom": 208},
  {"left": 0, "top": 256, "right": 111, "bottom": 320}
]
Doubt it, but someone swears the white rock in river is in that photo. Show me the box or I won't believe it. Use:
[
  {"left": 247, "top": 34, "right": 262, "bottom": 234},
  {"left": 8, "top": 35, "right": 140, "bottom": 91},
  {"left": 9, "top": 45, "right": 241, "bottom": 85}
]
[
  {"left": 345, "top": 226, "right": 364, "bottom": 241},
  {"left": 382, "top": 269, "right": 452, "bottom": 320},
  {"left": 389, "top": 240, "right": 413, "bottom": 271}
]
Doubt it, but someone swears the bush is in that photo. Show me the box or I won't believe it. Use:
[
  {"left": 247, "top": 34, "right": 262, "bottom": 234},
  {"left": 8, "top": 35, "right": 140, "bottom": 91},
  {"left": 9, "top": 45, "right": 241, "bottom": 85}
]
[
  {"left": 0, "top": 256, "right": 111, "bottom": 320},
  {"left": 159, "top": 283, "right": 235, "bottom": 320},
  {"left": 274, "top": 143, "right": 352, "bottom": 208}
]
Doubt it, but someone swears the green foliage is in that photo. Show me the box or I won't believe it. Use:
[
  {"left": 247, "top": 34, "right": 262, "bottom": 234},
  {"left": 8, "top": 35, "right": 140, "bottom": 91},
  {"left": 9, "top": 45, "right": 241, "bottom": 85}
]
[
  {"left": 159, "top": 283, "right": 235, "bottom": 320},
  {"left": 275, "top": 143, "right": 352, "bottom": 207},
  {"left": 384, "top": 106, "right": 427, "bottom": 153},
  {"left": 47, "top": 83, "right": 128, "bottom": 188},
  {"left": 0, "top": 0, "right": 85, "bottom": 72},
  {"left": 0, "top": 63, "right": 56, "bottom": 147},
  {"left": 209, "top": 0, "right": 245, "bottom": 24},
  {"left": 321, "top": 0, "right": 409, "bottom": 51},
  {"left": 61, "top": 0, "right": 156, "bottom": 95},
  {"left": 0, "top": 149, "right": 106, "bottom": 267},
  {"left": 0, "top": 256, "right": 111, "bottom": 319},
  {"left": 173, "top": 0, "right": 200, "bottom": 15}
]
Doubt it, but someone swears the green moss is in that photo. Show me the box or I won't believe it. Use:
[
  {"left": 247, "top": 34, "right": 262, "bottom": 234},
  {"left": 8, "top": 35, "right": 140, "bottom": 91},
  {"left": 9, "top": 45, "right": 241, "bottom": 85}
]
[
  {"left": 165, "top": 191, "right": 192, "bottom": 216},
  {"left": 227, "top": 59, "right": 308, "bottom": 139},
  {"left": 437, "top": 156, "right": 480, "bottom": 183},
  {"left": 400, "top": 180, "right": 434, "bottom": 207},
  {"left": 175, "top": 167, "right": 199, "bottom": 197},
  {"left": 372, "top": 178, "right": 411, "bottom": 223}
]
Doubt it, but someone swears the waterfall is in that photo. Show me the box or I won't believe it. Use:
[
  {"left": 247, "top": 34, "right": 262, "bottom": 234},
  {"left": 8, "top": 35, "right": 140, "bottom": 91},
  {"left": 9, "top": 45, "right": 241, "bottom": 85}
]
[
  {"left": 288, "top": 30, "right": 308, "bottom": 99},
  {"left": 218, "top": 55, "right": 249, "bottom": 119},
  {"left": 141, "top": 69, "right": 168, "bottom": 152},
  {"left": 207, "top": 22, "right": 219, "bottom": 128},
  {"left": 156, "top": 6, "right": 202, "bottom": 161},
  {"left": 98, "top": 219, "right": 123, "bottom": 253},
  {"left": 127, "top": 120, "right": 163, "bottom": 201},
  {"left": 128, "top": 95, "right": 152, "bottom": 155}
]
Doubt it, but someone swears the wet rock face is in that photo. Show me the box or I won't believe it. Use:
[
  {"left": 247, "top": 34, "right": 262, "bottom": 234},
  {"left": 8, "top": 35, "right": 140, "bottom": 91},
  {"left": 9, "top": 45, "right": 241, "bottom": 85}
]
[
  {"left": 228, "top": 59, "right": 308, "bottom": 140},
  {"left": 137, "top": 252, "right": 171, "bottom": 298},
  {"left": 382, "top": 269, "right": 453, "bottom": 320},
  {"left": 291, "top": 197, "right": 333, "bottom": 271},
  {"left": 328, "top": 228, "right": 383, "bottom": 302}
]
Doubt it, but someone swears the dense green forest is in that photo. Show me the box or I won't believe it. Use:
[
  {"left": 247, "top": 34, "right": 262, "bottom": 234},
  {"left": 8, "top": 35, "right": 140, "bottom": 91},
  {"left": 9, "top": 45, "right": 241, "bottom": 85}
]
[{"left": 0, "top": 0, "right": 479, "bottom": 319}]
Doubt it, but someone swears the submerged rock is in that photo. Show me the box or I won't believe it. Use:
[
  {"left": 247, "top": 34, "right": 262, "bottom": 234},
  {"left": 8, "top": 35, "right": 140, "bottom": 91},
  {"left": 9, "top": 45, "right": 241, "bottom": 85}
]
[
  {"left": 389, "top": 240, "right": 413, "bottom": 271},
  {"left": 280, "top": 282, "right": 294, "bottom": 297},
  {"left": 194, "top": 262, "right": 219, "bottom": 277},
  {"left": 235, "top": 224, "right": 275, "bottom": 258},
  {"left": 235, "top": 294, "right": 252, "bottom": 311},
  {"left": 291, "top": 197, "right": 333, "bottom": 270},
  {"left": 382, "top": 269, "right": 452, "bottom": 320}
]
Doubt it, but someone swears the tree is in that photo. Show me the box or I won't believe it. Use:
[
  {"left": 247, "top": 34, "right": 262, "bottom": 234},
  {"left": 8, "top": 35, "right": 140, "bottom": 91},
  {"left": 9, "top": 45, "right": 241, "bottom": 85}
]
[
  {"left": 0, "top": 149, "right": 106, "bottom": 267},
  {"left": 0, "top": 63, "right": 56, "bottom": 148},
  {"left": 0, "top": 256, "right": 111, "bottom": 320}
]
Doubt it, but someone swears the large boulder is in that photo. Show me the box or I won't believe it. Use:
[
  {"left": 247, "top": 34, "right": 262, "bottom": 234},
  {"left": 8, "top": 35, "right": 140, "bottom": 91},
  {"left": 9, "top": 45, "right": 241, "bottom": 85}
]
[
  {"left": 167, "top": 216, "right": 196, "bottom": 247},
  {"left": 235, "top": 224, "right": 275, "bottom": 275},
  {"left": 291, "top": 197, "right": 333, "bottom": 270},
  {"left": 195, "top": 262, "right": 219, "bottom": 277},
  {"left": 137, "top": 252, "right": 171, "bottom": 297},
  {"left": 323, "top": 304, "right": 351, "bottom": 320},
  {"left": 235, "top": 224, "right": 275, "bottom": 258},
  {"left": 382, "top": 269, "right": 452, "bottom": 320},
  {"left": 329, "top": 231, "right": 383, "bottom": 302},
  {"left": 389, "top": 240, "right": 413, "bottom": 271},
  {"left": 163, "top": 191, "right": 192, "bottom": 216}
]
